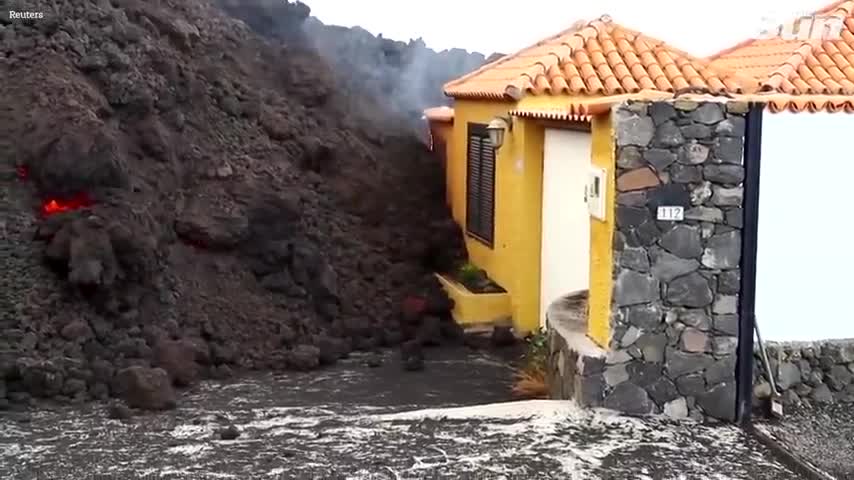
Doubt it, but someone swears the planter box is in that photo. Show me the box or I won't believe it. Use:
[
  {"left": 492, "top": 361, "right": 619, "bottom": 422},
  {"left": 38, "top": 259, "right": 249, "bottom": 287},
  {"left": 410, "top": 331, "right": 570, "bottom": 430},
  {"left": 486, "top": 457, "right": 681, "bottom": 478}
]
[{"left": 435, "top": 273, "right": 512, "bottom": 327}]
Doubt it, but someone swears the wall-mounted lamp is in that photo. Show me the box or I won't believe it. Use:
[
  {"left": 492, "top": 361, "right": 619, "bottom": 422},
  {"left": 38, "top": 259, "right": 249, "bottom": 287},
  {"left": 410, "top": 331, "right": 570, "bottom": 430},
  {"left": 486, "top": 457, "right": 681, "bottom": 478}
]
[{"left": 486, "top": 115, "right": 513, "bottom": 149}]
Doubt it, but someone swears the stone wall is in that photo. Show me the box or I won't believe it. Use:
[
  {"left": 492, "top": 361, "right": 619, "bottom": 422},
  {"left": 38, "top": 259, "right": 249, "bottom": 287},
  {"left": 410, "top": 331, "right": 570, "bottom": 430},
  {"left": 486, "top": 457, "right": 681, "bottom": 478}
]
[
  {"left": 604, "top": 99, "right": 747, "bottom": 421},
  {"left": 546, "top": 293, "right": 607, "bottom": 408},
  {"left": 754, "top": 340, "right": 854, "bottom": 408}
]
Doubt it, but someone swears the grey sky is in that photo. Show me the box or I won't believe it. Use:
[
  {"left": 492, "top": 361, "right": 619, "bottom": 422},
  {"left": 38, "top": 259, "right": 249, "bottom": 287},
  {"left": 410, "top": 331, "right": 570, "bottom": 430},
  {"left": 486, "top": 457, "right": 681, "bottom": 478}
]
[{"left": 307, "top": 0, "right": 832, "bottom": 56}]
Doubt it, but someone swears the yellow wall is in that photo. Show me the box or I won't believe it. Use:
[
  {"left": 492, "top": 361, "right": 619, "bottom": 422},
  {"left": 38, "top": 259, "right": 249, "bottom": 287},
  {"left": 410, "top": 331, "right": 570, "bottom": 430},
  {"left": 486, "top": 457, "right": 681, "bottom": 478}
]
[
  {"left": 446, "top": 101, "right": 512, "bottom": 227},
  {"left": 587, "top": 114, "right": 616, "bottom": 348},
  {"left": 508, "top": 117, "right": 545, "bottom": 335},
  {"left": 448, "top": 99, "right": 544, "bottom": 334}
]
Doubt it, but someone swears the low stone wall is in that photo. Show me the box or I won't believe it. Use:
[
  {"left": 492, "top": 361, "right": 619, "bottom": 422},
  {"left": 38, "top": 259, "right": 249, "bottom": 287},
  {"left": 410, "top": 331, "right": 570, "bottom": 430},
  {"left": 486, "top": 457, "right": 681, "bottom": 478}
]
[
  {"left": 547, "top": 318, "right": 607, "bottom": 408},
  {"left": 754, "top": 340, "right": 854, "bottom": 407}
]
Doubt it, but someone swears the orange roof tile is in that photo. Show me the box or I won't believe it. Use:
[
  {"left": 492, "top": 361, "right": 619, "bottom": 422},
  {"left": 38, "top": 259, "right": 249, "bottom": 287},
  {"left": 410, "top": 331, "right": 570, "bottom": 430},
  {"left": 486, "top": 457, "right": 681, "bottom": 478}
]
[
  {"left": 509, "top": 107, "right": 595, "bottom": 123},
  {"left": 510, "top": 90, "right": 675, "bottom": 121},
  {"left": 709, "top": 1, "right": 854, "bottom": 111},
  {"left": 443, "top": 16, "right": 758, "bottom": 101},
  {"left": 423, "top": 106, "right": 454, "bottom": 122}
]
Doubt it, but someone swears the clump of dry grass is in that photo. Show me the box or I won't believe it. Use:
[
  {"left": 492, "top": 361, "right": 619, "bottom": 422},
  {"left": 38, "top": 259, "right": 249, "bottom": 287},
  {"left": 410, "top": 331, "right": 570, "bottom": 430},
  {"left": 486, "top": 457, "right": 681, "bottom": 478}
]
[
  {"left": 511, "top": 328, "right": 549, "bottom": 399},
  {"left": 511, "top": 368, "right": 548, "bottom": 399}
]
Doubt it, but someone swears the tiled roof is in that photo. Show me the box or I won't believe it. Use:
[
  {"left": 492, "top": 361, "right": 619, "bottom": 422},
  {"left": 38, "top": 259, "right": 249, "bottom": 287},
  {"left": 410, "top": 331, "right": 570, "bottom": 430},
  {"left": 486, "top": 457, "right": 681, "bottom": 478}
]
[
  {"left": 443, "top": 16, "right": 758, "bottom": 101},
  {"left": 423, "top": 106, "right": 454, "bottom": 122},
  {"left": 709, "top": 0, "right": 854, "bottom": 111}
]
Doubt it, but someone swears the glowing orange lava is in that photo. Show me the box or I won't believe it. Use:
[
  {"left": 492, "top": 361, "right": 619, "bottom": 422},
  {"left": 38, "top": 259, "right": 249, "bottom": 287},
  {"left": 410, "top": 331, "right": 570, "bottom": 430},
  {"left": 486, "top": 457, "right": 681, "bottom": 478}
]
[{"left": 41, "top": 193, "right": 93, "bottom": 216}]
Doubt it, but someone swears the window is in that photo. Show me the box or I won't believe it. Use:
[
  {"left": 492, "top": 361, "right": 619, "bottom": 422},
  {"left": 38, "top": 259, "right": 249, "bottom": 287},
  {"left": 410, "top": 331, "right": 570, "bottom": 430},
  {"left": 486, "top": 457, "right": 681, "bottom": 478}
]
[{"left": 465, "top": 123, "right": 496, "bottom": 246}]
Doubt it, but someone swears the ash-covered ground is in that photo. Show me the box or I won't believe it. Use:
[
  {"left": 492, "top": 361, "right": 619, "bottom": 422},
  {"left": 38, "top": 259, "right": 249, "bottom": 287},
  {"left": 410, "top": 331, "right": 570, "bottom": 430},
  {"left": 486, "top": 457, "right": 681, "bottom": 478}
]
[
  {"left": 0, "top": 347, "right": 800, "bottom": 480},
  {"left": 0, "top": 0, "right": 486, "bottom": 411},
  {"left": 756, "top": 403, "right": 854, "bottom": 480}
]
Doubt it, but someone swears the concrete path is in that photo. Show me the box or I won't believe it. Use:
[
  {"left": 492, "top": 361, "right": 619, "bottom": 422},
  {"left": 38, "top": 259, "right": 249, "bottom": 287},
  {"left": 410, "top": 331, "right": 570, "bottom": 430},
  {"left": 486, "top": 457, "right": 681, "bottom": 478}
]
[{"left": 0, "top": 348, "right": 799, "bottom": 479}]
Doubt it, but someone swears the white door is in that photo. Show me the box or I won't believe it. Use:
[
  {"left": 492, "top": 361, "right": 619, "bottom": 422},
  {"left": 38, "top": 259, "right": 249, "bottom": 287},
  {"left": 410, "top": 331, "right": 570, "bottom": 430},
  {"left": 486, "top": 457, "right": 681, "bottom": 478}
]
[{"left": 540, "top": 129, "right": 591, "bottom": 328}]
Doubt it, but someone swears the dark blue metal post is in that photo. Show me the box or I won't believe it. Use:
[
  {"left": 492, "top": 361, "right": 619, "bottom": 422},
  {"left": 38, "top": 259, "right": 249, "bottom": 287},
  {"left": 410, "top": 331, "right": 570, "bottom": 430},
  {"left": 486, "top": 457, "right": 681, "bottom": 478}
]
[{"left": 736, "top": 102, "right": 764, "bottom": 425}]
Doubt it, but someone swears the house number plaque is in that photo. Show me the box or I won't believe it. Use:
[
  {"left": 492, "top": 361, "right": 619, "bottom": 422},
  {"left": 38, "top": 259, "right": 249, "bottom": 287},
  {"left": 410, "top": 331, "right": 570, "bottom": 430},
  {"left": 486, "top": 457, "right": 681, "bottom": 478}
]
[{"left": 656, "top": 206, "right": 684, "bottom": 221}]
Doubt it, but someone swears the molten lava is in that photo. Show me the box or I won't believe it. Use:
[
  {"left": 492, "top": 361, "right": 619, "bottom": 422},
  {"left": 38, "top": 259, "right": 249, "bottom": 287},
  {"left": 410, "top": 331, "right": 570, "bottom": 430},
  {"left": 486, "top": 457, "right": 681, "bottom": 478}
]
[{"left": 41, "top": 193, "right": 93, "bottom": 216}]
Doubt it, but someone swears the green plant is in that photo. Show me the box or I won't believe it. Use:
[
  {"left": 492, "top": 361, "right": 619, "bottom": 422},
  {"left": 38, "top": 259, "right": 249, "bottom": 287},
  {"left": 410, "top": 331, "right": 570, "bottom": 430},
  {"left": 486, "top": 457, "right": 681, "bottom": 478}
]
[
  {"left": 523, "top": 327, "right": 548, "bottom": 370},
  {"left": 457, "top": 262, "right": 480, "bottom": 285}
]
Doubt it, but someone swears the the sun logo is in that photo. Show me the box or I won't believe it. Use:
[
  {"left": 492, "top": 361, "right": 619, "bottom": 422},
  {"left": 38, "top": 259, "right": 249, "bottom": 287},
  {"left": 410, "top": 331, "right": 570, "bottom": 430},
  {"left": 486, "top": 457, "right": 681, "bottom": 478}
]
[{"left": 757, "top": 13, "right": 844, "bottom": 41}]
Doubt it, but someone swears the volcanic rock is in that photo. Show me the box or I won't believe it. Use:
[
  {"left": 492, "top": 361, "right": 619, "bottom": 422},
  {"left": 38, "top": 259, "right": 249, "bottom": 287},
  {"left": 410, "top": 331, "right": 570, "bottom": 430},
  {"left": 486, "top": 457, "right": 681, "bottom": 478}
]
[
  {"left": 286, "top": 345, "right": 321, "bottom": 371},
  {"left": 364, "top": 353, "right": 383, "bottom": 368},
  {"left": 313, "top": 335, "right": 348, "bottom": 365},
  {"left": 400, "top": 340, "right": 425, "bottom": 371},
  {"left": 440, "top": 318, "right": 466, "bottom": 345},
  {"left": 0, "top": 0, "right": 472, "bottom": 407},
  {"left": 60, "top": 320, "right": 94, "bottom": 342},
  {"left": 154, "top": 339, "right": 200, "bottom": 387},
  {"left": 491, "top": 326, "right": 516, "bottom": 347},
  {"left": 16, "top": 359, "right": 65, "bottom": 399},
  {"left": 114, "top": 367, "right": 177, "bottom": 411},
  {"left": 107, "top": 401, "right": 134, "bottom": 420},
  {"left": 219, "top": 425, "right": 241, "bottom": 440},
  {"left": 416, "top": 316, "right": 443, "bottom": 347}
]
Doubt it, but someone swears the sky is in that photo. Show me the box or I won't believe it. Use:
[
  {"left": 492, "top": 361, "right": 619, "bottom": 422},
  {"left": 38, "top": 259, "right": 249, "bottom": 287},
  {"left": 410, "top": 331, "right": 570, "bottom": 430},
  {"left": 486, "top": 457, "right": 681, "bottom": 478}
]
[
  {"left": 756, "top": 113, "right": 854, "bottom": 341},
  {"left": 305, "top": 0, "right": 834, "bottom": 56}
]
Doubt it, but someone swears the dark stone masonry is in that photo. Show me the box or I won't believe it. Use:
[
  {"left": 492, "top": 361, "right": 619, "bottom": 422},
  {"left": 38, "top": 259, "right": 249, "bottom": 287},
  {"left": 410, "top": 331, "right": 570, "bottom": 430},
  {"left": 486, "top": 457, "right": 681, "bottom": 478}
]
[
  {"left": 754, "top": 340, "right": 854, "bottom": 408},
  {"left": 605, "top": 99, "right": 746, "bottom": 421}
]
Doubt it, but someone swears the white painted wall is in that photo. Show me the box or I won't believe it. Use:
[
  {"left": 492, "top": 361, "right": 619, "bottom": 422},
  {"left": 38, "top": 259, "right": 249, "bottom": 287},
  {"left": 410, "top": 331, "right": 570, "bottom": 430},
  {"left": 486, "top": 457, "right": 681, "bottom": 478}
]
[
  {"left": 540, "top": 129, "right": 591, "bottom": 328},
  {"left": 757, "top": 112, "right": 854, "bottom": 341}
]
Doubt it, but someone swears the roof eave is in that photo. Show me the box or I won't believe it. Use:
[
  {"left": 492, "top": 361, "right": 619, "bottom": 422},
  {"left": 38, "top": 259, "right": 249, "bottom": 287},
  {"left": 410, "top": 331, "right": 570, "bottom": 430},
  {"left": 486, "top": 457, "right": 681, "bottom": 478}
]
[{"left": 442, "top": 89, "right": 522, "bottom": 102}]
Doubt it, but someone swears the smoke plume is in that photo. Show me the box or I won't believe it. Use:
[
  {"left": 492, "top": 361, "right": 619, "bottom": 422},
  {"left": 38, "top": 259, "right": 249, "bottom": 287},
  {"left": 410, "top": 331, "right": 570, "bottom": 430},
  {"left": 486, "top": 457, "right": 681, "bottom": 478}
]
[{"left": 215, "top": 0, "right": 493, "bottom": 129}]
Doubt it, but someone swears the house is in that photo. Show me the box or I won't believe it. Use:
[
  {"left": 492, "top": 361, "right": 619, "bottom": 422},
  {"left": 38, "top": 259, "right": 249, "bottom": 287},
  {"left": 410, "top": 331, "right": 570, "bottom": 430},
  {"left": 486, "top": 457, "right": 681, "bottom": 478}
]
[
  {"left": 424, "top": 15, "right": 758, "bottom": 347},
  {"left": 423, "top": 2, "right": 854, "bottom": 424},
  {"left": 708, "top": 0, "right": 854, "bottom": 341}
]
